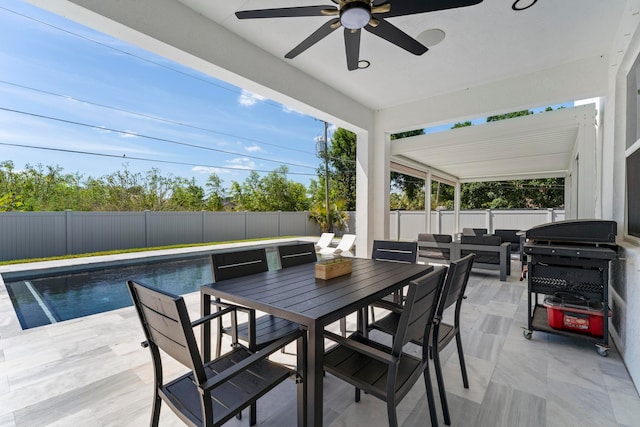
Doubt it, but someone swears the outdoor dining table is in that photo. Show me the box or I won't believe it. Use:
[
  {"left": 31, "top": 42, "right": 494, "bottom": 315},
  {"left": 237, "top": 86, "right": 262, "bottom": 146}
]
[{"left": 200, "top": 257, "right": 433, "bottom": 427}]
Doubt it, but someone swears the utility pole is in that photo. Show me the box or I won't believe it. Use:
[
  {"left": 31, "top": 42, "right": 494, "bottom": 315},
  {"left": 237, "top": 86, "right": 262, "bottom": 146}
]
[{"left": 323, "top": 121, "right": 331, "bottom": 232}]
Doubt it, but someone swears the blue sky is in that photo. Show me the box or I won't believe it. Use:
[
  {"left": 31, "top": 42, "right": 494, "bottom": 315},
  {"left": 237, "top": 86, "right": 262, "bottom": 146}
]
[
  {"left": 0, "top": 1, "right": 572, "bottom": 191},
  {"left": 0, "top": 0, "right": 330, "bottom": 190}
]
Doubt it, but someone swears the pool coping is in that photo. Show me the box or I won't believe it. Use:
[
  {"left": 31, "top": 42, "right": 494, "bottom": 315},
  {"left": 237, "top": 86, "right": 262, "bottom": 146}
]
[
  {"left": 0, "top": 237, "right": 313, "bottom": 335},
  {"left": 0, "top": 237, "right": 311, "bottom": 281}
]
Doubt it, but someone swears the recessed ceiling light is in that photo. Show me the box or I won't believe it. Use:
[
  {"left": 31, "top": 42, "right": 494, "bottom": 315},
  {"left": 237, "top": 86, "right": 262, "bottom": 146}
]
[
  {"left": 417, "top": 29, "right": 446, "bottom": 47},
  {"left": 512, "top": 0, "right": 537, "bottom": 11}
]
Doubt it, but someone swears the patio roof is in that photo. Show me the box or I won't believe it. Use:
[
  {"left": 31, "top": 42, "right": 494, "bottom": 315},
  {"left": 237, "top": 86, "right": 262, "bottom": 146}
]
[
  {"left": 168, "top": 0, "right": 623, "bottom": 114},
  {"left": 26, "top": 0, "right": 632, "bottom": 132},
  {"left": 390, "top": 103, "right": 595, "bottom": 183}
]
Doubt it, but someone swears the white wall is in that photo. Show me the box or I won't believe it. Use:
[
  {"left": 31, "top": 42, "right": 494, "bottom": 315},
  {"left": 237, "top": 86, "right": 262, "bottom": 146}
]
[{"left": 606, "top": 0, "right": 640, "bottom": 390}]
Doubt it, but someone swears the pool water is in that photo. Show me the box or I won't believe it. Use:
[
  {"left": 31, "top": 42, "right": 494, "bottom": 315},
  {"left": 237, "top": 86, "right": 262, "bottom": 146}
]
[{"left": 6, "top": 251, "right": 280, "bottom": 330}]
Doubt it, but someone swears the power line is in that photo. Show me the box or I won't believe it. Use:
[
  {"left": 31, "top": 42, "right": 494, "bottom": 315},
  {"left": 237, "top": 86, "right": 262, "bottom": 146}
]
[
  {"left": 0, "top": 6, "right": 354, "bottom": 169},
  {"left": 0, "top": 80, "right": 317, "bottom": 156},
  {"left": 0, "top": 106, "right": 317, "bottom": 170},
  {"left": 0, "top": 142, "right": 317, "bottom": 176},
  {"left": 1, "top": 79, "right": 356, "bottom": 168},
  {"left": 0, "top": 5, "right": 286, "bottom": 112}
]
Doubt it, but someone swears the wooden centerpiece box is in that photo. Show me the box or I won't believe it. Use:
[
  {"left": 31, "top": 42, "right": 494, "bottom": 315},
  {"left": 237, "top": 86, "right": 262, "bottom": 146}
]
[{"left": 315, "top": 257, "right": 352, "bottom": 280}]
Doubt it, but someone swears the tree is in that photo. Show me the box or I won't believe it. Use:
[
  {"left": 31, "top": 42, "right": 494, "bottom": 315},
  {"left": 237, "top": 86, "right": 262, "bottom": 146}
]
[
  {"left": 170, "top": 178, "right": 205, "bottom": 210},
  {"left": 326, "top": 128, "right": 357, "bottom": 211},
  {"left": 229, "top": 166, "right": 310, "bottom": 211},
  {"left": 486, "top": 110, "right": 533, "bottom": 121},
  {"left": 451, "top": 121, "right": 472, "bottom": 128},
  {"left": 204, "top": 173, "right": 225, "bottom": 211},
  {"left": 390, "top": 130, "right": 425, "bottom": 206},
  {"left": 308, "top": 200, "right": 350, "bottom": 232}
]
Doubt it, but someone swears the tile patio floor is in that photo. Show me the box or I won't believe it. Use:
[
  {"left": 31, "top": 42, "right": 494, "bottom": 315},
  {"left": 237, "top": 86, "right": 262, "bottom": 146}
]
[{"left": 1, "top": 258, "right": 639, "bottom": 426}]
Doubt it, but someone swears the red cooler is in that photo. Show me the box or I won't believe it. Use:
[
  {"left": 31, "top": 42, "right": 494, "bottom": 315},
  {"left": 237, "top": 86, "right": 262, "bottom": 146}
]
[{"left": 543, "top": 295, "right": 612, "bottom": 337}]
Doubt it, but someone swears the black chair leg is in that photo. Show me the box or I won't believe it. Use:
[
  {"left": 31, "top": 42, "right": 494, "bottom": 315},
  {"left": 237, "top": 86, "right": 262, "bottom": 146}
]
[
  {"left": 433, "top": 346, "right": 451, "bottom": 425},
  {"left": 340, "top": 317, "right": 347, "bottom": 337},
  {"left": 150, "top": 392, "right": 161, "bottom": 427},
  {"left": 215, "top": 327, "right": 223, "bottom": 358},
  {"left": 387, "top": 400, "right": 398, "bottom": 427},
  {"left": 250, "top": 403, "right": 257, "bottom": 426},
  {"left": 355, "top": 388, "right": 361, "bottom": 402},
  {"left": 423, "top": 363, "right": 439, "bottom": 427},
  {"left": 456, "top": 332, "right": 469, "bottom": 388}
]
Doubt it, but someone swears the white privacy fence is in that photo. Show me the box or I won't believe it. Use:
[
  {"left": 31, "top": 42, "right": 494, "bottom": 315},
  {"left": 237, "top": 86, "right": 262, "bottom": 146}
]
[
  {"left": 390, "top": 208, "right": 565, "bottom": 241},
  {"left": 0, "top": 209, "right": 563, "bottom": 262}
]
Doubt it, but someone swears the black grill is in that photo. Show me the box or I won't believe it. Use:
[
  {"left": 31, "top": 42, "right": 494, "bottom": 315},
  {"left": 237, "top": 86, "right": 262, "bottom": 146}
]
[{"left": 523, "top": 219, "right": 617, "bottom": 354}]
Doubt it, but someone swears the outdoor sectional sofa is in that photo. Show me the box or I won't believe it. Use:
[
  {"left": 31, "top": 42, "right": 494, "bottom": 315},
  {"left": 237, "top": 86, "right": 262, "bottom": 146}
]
[
  {"left": 417, "top": 233, "right": 453, "bottom": 261},
  {"left": 417, "top": 233, "right": 512, "bottom": 281}
]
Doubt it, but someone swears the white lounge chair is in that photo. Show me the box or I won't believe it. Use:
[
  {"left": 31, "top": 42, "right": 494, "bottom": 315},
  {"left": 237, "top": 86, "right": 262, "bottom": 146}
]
[
  {"left": 314, "top": 232, "right": 335, "bottom": 251},
  {"left": 319, "top": 233, "right": 356, "bottom": 257}
]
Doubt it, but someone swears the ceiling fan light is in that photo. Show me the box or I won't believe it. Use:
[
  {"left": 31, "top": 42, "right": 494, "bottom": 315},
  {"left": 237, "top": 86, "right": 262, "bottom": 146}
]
[{"left": 340, "top": 3, "right": 371, "bottom": 29}]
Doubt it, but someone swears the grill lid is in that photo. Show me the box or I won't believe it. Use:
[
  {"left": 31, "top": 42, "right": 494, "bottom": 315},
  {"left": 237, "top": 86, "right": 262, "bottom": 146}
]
[{"left": 525, "top": 219, "right": 617, "bottom": 244}]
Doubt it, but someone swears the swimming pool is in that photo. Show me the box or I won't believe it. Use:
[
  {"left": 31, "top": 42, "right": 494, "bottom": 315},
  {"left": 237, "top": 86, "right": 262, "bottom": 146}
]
[{"left": 5, "top": 250, "right": 280, "bottom": 330}]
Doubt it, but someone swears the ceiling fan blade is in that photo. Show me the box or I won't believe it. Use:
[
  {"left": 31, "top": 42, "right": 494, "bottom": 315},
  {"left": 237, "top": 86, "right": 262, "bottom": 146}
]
[
  {"left": 365, "top": 19, "right": 427, "bottom": 55},
  {"left": 371, "top": 3, "right": 391, "bottom": 14},
  {"left": 285, "top": 18, "right": 341, "bottom": 59},
  {"left": 344, "top": 28, "right": 361, "bottom": 71},
  {"left": 236, "top": 6, "right": 337, "bottom": 19},
  {"left": 378, "top": 0, "right": 483, "bottom": 18}
]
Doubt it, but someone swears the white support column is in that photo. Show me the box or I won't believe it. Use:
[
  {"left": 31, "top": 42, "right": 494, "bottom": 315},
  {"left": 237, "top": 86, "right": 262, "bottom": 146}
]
[
  {"left": 355, "top": 130, "right": 372, "bottom": 258},
  {"left": 564, "top": 171, "right": 573, "bottom": 219},
  {"left": 425, "top": 171, "right": 432, "bottom": 233},
  {"left": 454, "top": 181, "right": 461, "bottom": 235},
  {"left": 485, "top": 209, "right": 492, "bottom": 233},
  {"left": 355, "top": 123, "right": 390, "bottom": 257},
  {"left": 576, "top": 110, "right": 599, "bottom": 218}
]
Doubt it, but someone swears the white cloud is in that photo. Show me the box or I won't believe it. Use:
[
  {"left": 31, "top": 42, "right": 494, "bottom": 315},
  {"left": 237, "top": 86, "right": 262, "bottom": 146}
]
[
  {"left": 120, "top": 131, "right": 138, "bottom": 138},
  {"left": 192, "top": 166, "right": 228, "bottom": 174},
  {"left": 244, "top": 144, "right": 262, "bottom": 152},
  {"left": 227, "top": 157, "right": 255, "bottom": 170},
  {"left": 328, "top": 124, "right": 338, "bottom": 133},
  {"left": 282, "top": 105, "right": 306, "bottom": 116},
  {"left": 94, "top": 126, "right": 111, "bottom": 134},
  {"left": 238, "top": 89, "right": 267, "bottom": 107}
]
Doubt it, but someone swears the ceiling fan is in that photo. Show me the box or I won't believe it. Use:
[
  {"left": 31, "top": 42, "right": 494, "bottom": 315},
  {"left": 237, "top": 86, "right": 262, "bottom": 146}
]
[{"left": 236, "top": 0, "right": 483, "bottom": 71}]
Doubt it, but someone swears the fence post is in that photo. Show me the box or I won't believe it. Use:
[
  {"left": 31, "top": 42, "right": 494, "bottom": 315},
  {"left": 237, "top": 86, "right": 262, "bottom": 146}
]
[
  {"left": 436, "top": 210, "right": 442, "bottom": 234},
  {"left": 244, "top": 211, "right": 249, "bottom": 239},
  {"left": 278, "top": 211, "right": 282, "bottom": 237},
  {"left": 65, "top": 210, "right": 72, "bottom": 256},
  {"left": 486, "top": 209, "right": 493, "bottom": 233},
  {"left": 304, "top": 211, "right": 308, "bottom": 236},
  {"left": 144, "top": 210, "right": 150, "bottom": 248},
  {"left": 201, "top": 210, "right": 206, "bottom": 243},
  {"left": 396, "top": 211, "right": 401, "bottom": 240},
  {"left": 547, "top": 208, "right": 554, "bottom": 223}
]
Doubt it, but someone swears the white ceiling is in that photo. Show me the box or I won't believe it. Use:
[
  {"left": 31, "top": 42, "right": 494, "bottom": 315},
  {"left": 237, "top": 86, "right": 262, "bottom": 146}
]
[{"left": 177, "top": 0, "right": 626, "bottom": 111}]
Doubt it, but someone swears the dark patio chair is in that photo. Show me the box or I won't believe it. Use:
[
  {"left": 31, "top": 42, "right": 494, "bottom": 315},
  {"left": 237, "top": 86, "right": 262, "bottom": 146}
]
[
  {"left": 277, "top": 242, "right": 317, "bottom": 268},
  {"left": 369, "top": 240, "right": 418, "bottom": 322},
  {"left": 278, "top": 242, "right": 356, "bottom": 336},
  {"left": 371, "top": 239, "right": 418, "bottom": 264},
  {"left": 127, "top": 280, "right": 303, "bottom": 427},
  {"left": 368, "top": 253, "right": 476, "bottom": 425},
  {"left": 418, "top": 233, "right": 453, "bottom": 261},
  {"left": 211, "top": 249, "right": 301, "bottom": 356},
  {"left": 323, "top": 267, "right": 448, "bottom": 427}
]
